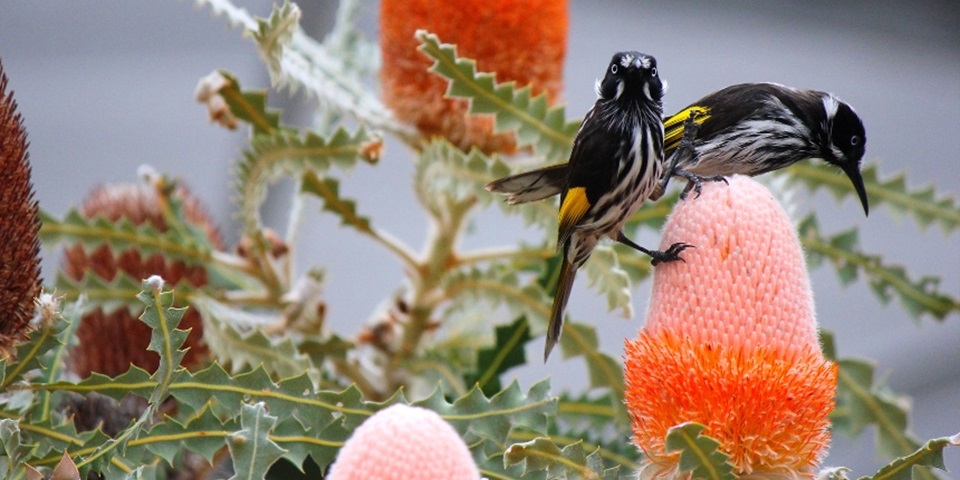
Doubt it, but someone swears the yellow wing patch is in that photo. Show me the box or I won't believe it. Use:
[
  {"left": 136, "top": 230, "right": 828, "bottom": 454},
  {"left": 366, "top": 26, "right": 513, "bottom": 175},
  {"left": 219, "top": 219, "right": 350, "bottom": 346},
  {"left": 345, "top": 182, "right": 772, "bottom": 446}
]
[
  {"left": 664, "top": 106, "right": 710, "bottom": 153},
  {"left": 558, "top": 187, "right": 591, "bottom": 234}
]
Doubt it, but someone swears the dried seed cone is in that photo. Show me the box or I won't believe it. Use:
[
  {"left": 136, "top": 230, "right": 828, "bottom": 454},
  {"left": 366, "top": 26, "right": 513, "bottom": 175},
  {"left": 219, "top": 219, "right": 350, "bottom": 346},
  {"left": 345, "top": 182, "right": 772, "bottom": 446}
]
[
  {"left": 0, "top": 62, "right": 42, "bottom": 350},
  {"left": 380, "top": 0, "right": 568, "bottom": 154},
  {"left": 63, "top": 183, "right": 223, "bottom": 377},
  {"left": 624, "top": 176, "right": 837, "bottom": 479}
]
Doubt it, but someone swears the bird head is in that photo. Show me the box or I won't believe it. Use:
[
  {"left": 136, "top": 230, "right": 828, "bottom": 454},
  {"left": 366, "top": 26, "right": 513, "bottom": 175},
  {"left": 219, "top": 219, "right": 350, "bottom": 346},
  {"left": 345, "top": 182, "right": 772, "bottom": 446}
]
[
  {"left": 820, "top": 95, "right": 868, "bottom": 215},
  {"left": 597, "top": 52, "right": 663, "bottom": 104}
]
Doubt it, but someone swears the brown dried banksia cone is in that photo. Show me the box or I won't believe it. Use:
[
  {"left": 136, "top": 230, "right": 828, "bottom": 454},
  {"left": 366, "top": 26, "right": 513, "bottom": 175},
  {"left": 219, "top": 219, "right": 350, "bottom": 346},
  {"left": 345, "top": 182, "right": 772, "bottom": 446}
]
[
  {"left": 0, "top": 61, "right": 43, "bottom": 352},
  {"left": 63, "top": 183, "right": 223, "bottom": 377},
  {"left": 380, "top": 0, "right": 568, "bottom": 154}
]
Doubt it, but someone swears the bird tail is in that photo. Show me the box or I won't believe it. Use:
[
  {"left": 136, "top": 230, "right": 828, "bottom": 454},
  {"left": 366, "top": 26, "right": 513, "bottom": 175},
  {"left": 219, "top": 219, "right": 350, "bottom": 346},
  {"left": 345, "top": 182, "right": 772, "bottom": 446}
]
[
  {"left": 544, "top": 258, "right": 577, "bottom": 361},
  {"left": 485, "top": 163, "right": 569, "bottom": 204}
]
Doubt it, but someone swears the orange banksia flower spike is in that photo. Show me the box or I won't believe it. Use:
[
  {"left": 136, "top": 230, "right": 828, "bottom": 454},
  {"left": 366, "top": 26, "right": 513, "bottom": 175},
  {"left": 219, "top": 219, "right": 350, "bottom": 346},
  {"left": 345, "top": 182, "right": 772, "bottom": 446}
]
[
  {"left": 624, "top": 176, "right": 838, "bottom": 479},
  {"left": 0, "top": 61, "right": 43, "bottom": 351},
  {"left": 380, "top": 0, "right": 568, "bottom": 154}
]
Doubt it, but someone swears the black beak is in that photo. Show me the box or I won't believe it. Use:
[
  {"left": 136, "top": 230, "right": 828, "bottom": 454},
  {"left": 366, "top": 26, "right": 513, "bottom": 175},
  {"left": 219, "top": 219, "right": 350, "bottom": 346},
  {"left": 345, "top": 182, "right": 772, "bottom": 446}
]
[{"left": 841, "top": 163, "right": 869, "bottom": 216}]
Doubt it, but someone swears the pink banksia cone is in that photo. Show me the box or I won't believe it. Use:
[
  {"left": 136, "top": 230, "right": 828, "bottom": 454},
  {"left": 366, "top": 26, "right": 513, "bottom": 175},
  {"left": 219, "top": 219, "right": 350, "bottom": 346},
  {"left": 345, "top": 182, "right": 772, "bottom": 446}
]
[
  {"left": 624, "top": 176, "right": 837, "bottom": 479},
  {"left": 0, "top": 61, "right": 42, "bottom": 352},
  {"left": 63, "top": 183, "right": 223, "bottom": 377},
  {"left": 327, "top": 404, "right": 479, "bottom": 480},
  {"left": 380, "top": 0, "right": 568, "bottom": 154}
]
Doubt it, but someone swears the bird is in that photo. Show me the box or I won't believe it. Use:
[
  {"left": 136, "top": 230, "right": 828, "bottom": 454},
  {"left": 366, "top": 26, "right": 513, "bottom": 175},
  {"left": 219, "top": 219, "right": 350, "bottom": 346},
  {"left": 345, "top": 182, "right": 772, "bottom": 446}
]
[
  {"left": 486, "top": 51, "right": 691, "bottom": 361},
  {"left": 489, "top": 82, "right": 869, "bottom": 215}
]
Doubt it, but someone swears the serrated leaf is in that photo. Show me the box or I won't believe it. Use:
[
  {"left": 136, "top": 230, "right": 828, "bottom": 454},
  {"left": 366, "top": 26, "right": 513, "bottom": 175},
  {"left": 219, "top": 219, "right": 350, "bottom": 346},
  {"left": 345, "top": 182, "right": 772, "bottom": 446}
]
[
  {"left": 134, "top": 406, "right": 231, "bottom": 465},
  {"left": 226, "top": 402, "right": 286, "bottom": 480},
  {"left": 504, "top": 437, "right": 618, "bottom": 479},
  {"left": 53, "top": 271, "right": 196, "bottom": 315},
  {"left": 197, "top": 0, "right": 412, "bottom": 138},
  {"left": 417, "top": 31, "right": 580, "bottom": 161},
  {"left": 39, "top": 210, "right": 213, "bottom": 266},
  {"left": 215, "top": 70, "right": 281, "bottom": 135},
  {"left": 788, "top": 163, "right": 960, "bottom": 233},
  {"left": 0, "top": 419, "right": 29, "bottom": 478},
  {"left": 860, "top": 434, "right": 960, "bottom": 480},
  {"left": 833, "top": 357, "right": 925, "bottom": 461},
  {"left": 665, "top": 422, "right": 735, "bottom": 480},
  {"left": 463, "top": 316, "right": 532, "bottom": 396},
  {"left": 251, "top": 1, "right": 300, "bottom": 80},
  {"left": 192, "top": 296, "right": 317, "bottom": 382},
  {"left": 300, "top": 173, "right": 372, "bottom": 233},
  {"left": 799, "top": 215, "right": 959, "bottom": 320},
  {"left": 417, "top": 379, "right": 556, "bottom": 446},
  {"left": 136, "top": 280, "right": 188, "bottom": 406},
  {"left": 234, "top": 127, "right": 374, "bottom": 235}
]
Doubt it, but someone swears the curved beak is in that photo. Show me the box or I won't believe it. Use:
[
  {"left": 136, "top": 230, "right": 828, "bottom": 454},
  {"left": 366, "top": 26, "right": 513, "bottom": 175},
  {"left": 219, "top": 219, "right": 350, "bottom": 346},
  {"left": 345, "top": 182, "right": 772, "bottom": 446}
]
[{"left": 842, "top": 163, "right": 869, "bottom": 216}]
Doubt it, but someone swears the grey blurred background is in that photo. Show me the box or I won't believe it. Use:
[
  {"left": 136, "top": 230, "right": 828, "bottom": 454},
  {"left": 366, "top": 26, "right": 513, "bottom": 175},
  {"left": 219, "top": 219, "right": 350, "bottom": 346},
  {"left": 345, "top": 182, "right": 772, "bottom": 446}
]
[{"left": 1, "top": 0, "right": 957, "bottom": 475}]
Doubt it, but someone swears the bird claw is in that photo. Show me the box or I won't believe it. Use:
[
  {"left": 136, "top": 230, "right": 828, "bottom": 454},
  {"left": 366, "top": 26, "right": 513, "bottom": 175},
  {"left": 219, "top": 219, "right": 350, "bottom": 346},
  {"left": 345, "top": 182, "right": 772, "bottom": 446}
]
[
  {"left": 678, "top": 173, "right": 729, "bottom": 200},
  {"left": 650, "top": 242, "right": 695, "bottom": 266}
]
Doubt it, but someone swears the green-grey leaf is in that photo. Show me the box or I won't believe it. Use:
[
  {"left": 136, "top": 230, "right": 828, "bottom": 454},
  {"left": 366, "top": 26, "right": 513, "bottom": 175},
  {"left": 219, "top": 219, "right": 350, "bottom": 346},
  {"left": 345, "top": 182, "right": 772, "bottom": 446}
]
[
  {"left": 664, "top": 422, "right": 735, "bottom": 480},
  {"left": 859, "top": 434, "right": 960, "bottom": 480},
  {"left": 416, "top": 31, "right": 579, "bottom": 161},
  {"left": 226, "top": 402, "right": 286, "bottom": 480}
]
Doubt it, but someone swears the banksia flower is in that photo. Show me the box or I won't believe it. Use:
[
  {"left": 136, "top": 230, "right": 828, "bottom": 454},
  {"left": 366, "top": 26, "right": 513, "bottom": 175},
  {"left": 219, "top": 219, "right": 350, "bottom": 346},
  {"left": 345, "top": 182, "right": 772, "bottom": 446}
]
[
  {"left": 624, "top": 176, "right": 837, "bottom": 478},
  {"left": 327, "top": 404, "right": 479, "bottom": 480},
  {"left": 63, "top": 183, "right": 223, "bottom": 377},
  {"left": 380, "top": 0, "right": 568, "bottom": 154},
  {"left": 0, "top": 61, "right": 42, "bottom": 351}
]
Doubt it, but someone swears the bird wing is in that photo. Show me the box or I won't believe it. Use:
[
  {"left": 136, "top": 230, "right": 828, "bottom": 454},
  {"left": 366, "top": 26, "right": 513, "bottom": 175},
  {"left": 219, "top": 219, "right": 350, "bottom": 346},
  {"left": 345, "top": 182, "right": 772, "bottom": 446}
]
[
  {"left": 556, "top": 107, "right": 621, "bottom": 247},
  {"left": 485, "top": 163, "right": 569, "bottom": 204}
]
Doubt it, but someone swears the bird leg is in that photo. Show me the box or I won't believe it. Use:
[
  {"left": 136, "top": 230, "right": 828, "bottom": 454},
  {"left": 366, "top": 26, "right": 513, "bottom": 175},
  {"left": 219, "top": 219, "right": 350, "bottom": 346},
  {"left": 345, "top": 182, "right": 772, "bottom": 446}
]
[{"left": 615, "top": 232, "right": 694, "bottom": 266}]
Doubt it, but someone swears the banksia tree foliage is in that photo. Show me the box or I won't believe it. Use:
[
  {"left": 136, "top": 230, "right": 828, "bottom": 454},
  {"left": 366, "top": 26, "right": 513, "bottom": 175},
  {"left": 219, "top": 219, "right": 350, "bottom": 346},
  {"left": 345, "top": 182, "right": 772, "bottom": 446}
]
[
  {"left": 0, "top": 61, "right": 42, "bottom": 351},
  {"left": 0, "top": 2, "right": 956, "bottom": 480},
  {"left": 62, "top": 182, "right": 222, "bottom": 377}
]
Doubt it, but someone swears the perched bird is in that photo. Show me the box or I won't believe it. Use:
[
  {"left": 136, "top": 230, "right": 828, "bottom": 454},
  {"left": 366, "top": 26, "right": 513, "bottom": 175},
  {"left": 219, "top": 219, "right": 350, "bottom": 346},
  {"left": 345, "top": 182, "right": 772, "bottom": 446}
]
[
  {"left": 490, "top": 82, "right": 869, "bottom": 215},
  {"left": 487, "top": 52, "right": 691, "bottom": 361}
]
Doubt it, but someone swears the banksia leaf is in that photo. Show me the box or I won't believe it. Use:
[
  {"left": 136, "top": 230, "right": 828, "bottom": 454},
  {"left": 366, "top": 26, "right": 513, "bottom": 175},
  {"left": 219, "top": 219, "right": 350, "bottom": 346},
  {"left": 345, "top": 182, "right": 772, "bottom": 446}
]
[
  {"left": 0, "top": 62, "right": 42, "bottom": 350},
  {"left": 416, "top": 31, "right": 578, "bottom": 158},
  {"left": 861, "top": 434, "right": 960, "bottom": 480},
  {"left": 52, "top": 183, "right": 221, "bottom": 378},
  {"left": 664, "top": 423, "right": 735, "bottom": 480},
  {"left": 226, "top": 402, "right": 286, "bottom": 480},
  {"left": 504, "top": 437, "right": 620, "bottom": 479},
  {"left": 799, "top": 215, "right": 959, "bottom": 320},
  {"left": 200, "top": 70, "right": 280, "bottom": 135},
  {"left": 463, "top": 315, "right": 531, "bottom": 395},
  {"left": 300, "top": 173, "right": 373, "bottom": 234},
  {"left": 789, "top": 163, "right": 960, "bottom": 233},
  {"left": 235, "top": 127, "right": 375, "bottom": 234},
  {"left": 250, "top": 0, "right": 300, "bottom": 79},
  {"left": 384, "top": 0, "right": 568, "bottom": 153}
]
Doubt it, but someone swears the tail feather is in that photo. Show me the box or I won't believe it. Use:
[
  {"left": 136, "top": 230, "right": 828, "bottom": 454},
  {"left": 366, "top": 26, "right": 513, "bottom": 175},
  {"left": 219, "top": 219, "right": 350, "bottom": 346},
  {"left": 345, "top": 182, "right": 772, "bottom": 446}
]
[
  {"left": 544, "top": 258, "right": 577, "bottom": 361},
  {"left": 485, "top": 163, "right": 569, "bottom": 205}
]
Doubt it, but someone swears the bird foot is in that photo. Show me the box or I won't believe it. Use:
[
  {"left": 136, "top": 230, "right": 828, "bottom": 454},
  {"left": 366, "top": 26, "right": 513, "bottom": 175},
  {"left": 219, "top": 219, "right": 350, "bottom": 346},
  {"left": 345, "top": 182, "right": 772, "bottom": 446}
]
[
  {"left": 650, "top": 242, "right": 695, "bottom": 266},
  {"left": 678, "top": 172, "right": 729, "bottom": 200}
]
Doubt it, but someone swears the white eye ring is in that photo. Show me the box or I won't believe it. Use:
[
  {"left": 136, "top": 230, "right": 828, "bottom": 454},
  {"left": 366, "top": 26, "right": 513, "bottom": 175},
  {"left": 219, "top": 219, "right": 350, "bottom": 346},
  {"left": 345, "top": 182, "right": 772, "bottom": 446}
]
[
  {"left": 850, "top": 135, "right": 860, "bottom": 146},
  {"left": 651, "top": 67, "right": 658, "bottom": 77},
  {"left": 610, "top": 64, "right": 618, "bottom": 74}
]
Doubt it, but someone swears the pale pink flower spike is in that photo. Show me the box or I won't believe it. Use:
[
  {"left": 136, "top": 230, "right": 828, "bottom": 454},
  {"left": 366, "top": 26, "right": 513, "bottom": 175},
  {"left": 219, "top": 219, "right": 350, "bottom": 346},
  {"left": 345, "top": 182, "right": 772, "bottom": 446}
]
[{"left": 327, "top": 403, "right": 480, "bottom": 480}]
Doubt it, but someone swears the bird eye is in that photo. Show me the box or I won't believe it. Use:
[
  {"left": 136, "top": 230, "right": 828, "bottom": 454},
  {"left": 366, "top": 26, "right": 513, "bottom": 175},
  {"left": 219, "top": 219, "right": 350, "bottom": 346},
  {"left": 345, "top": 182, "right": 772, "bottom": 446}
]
[
  {"left": 850, "top": 135, "right": 860, "bottom": 146},
  {"left": 651, "top": 67, "right": 658, "bottom": 77},
  {"left": 610, "top": 64, "right": 618, "bottom": 75}
]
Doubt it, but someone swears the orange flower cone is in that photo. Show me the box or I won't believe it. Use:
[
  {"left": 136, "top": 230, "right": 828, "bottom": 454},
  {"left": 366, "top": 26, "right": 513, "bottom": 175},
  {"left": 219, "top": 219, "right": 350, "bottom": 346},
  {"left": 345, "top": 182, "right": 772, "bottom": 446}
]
[
  {"left": 624, "top": 176, "right": 837, "bottom": 478},
  {"left": 327, "top": 404, "right": 479, "bottom": 480},
  {"left": 380, "top": 0, "right": 568, "bottom": 154}
]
